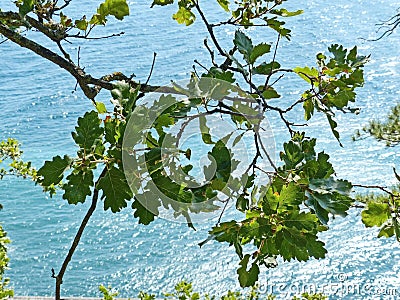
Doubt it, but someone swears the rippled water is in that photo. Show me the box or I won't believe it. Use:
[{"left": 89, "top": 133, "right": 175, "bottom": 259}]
[{"left": 1, "top": 0, "right": 400, "bottom": 299}]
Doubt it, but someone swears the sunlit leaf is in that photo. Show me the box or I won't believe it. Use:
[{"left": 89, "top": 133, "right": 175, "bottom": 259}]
[
  {"left": 217, "top": 0, "right": 230, "bottom": 12},
  {"left": 173, "top": 7, "right": 195, "bottom": 26},
  {"left": 37, "top": 155, "right": 72, "bottom": 186},
  {"left": 151, "top": 0, "right": 173, "bottom": 7},
  {"left": 362, "top": 202, "right": 391, "bottom": 227}
]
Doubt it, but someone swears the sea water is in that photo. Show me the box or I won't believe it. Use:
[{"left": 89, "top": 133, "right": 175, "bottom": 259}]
[{"left": 0, "top": 0, "right": 400, "bottom": 299}]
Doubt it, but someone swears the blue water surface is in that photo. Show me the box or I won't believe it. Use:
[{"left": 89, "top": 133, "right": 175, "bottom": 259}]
[{"left": 1, "top": 0, "right": 400, "bottom": 299}]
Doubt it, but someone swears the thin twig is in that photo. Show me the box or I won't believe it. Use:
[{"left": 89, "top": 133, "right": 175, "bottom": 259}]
[
  {"left": 353, "top": 184, "right": 394, "bottom": 196},
  {"left": 66, "top": 31, "right": 125, "bottom": 40},
  {"left": 145, "top": 52, "right": 157, "bottom": 86},
  {"left": 264, "top": 34, "right": 281, "bottom": 89}
]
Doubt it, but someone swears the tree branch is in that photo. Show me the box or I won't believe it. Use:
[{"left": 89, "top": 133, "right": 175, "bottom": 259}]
[{"left": 55, "top": 167, "right": 107, "bottom": 300}]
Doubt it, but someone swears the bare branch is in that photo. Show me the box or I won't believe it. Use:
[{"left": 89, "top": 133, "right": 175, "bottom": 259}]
[
  {"left": 144, "top": 52, "right": 157, "bottom": 86},
  {"left": 55, "top": 167, "right": 107, "bottom": 300}
]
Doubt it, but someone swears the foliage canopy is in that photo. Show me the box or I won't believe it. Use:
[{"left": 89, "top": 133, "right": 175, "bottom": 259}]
[{"left": 1, "top": 0, "right": 399, "bottom": 298}]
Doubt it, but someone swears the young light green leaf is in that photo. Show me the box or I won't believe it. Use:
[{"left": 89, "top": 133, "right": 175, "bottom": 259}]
[
  {"left": 270, "top": 9, "right": 303, "bottom": 17},
  {"left": 377, "top": 222, "right": 395, "bottom": 238},
  {"left": 91, "top": 0, "right": 129, "bottom": 24},
  {"left": 75, "top": 19, "right": 88, "bottom": 31},
  {"left": 362, "top": 202, "right": 391, "bottom": 227},
  {"left": 37, "top": 155, "right": 72, "bottom": 186},
  {"left": 173, "top": 7, "right": 195, "bottom": 26},
  {"left": 95, "top": 102, "right": 107, "bottom": 114},
  {"left": 217, "top": 0, "right": 230, "bottom": 12},
  {"left": 293, "top": 66, "right": 319, "bottom": 84},
  {"left": 101, "top": 0, "right": 129, "bottom": 20},
  {"left": 151, "top": 0, "right": 173, "bottom": 7},
  {"left": 97, "top": 166, "right": 133, "bottom": 212}
]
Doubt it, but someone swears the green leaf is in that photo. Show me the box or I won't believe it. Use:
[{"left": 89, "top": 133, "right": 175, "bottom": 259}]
[
  {"left": 377, "top": 222, "right": 395, "bottom": 238},
  {"left": 173, "top": 7, "right": 195, "bottom": 26},
  {"left": 326, "top": 114, "right": 343, "bottom": 147},
  {"left": 303, "top": 96, "right": 314, "bottom": 121},
  {"left": 330, "top": 89, "right": 356, "bottom": 108},
  {"left": 262, "top": 87, "right": 280, "bottom": 99},
  {"left": 270, "top": 9, "right": 303, "bottom": 17},
  {"left": 95, "top": 102, "right": 107, "bottom": 114},
  {"left": 302, "top": 152, "right": 334, "bottom": 179},
  {"left": 92, "top": 0, "right": 130, "bottom": 24},
  {"left": 203, "top": 67, "right": 235, "bottom": 83},
  {"left": 217, "top": 0, "right": 229, "bottom": 12},
  {"left": 199, "top": 115, "right": 214, "bottom": 144},
  {"left": 151, "top": 0, "right": 173, "bottom": 7},
  {"left": 62, "top": 170, "right": 93, "bottom": 204},
  {"left": 328, "top": 44, "right": 347, "bottom": 64},
  {"left": 306, "top": 192, "right": 353, "bottom": 224},
  {"left": 281, "top": 140, "right": 304, "bottom": 169},
  {"left": 234, "top": 30, "right": 253, "bottom": 62},
  {"left": 236, "top": 194, "right": 248, "bottom": 211},
  {"left": 97, "top": 166, "right": 133, "bottom": 212},
  {"left": 285, "top": 211, "right": 319, "bottom": 231},
  {"left": 71, "top": 111, "right": 104, "bottom": 154},
  {"left": 252, "top": 62, "right": 281, "bottom": 75},
  {"left": 19, "top": 0, "right": 34, "bottom": 16},
  {"left": 237, "top": 254, "right": 259, "bottom": 288},
  {"left": 305, "top": 235, "right": 327, "bottom": 259},
  {"left": 347, "top": 46, "right": 357, "bottom": 63},
  {"left": 37, "top": 155, "right": 72, "bottom": 186},
  {"left": 278, "top": 182, "right": 305, "bottom": 207},
  {"left": 205, "top": 140, "right": 231, "bottom": 182},
  {"left": 264, "top": 17, "right": 291, "bottom": 39},
  {"left": 75, "top": 19, "right": 88, "bottom": 31},
  {"left": 249, "top": 43, "right": 271, "bottom": 64},
  {"left": 362, "top": 202, "right": 391, "bottom": 227},
  {"left": 132, "top": 198, "right": 158, "bottom": 225},
  {"left": 293, "top": 66, "right": 319, "bottom": 84},
  {"left": 104, "top": 118, "right": 121, "bottom": 144},
  {"left": 102, "top": 0, "right": 129, "bottom": 20},
  {"left": 232, "top": 132, "right": 245, "bottom": 147},
  {"left": 309, "top": 178, "right": 352, "bottom": 196}
]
